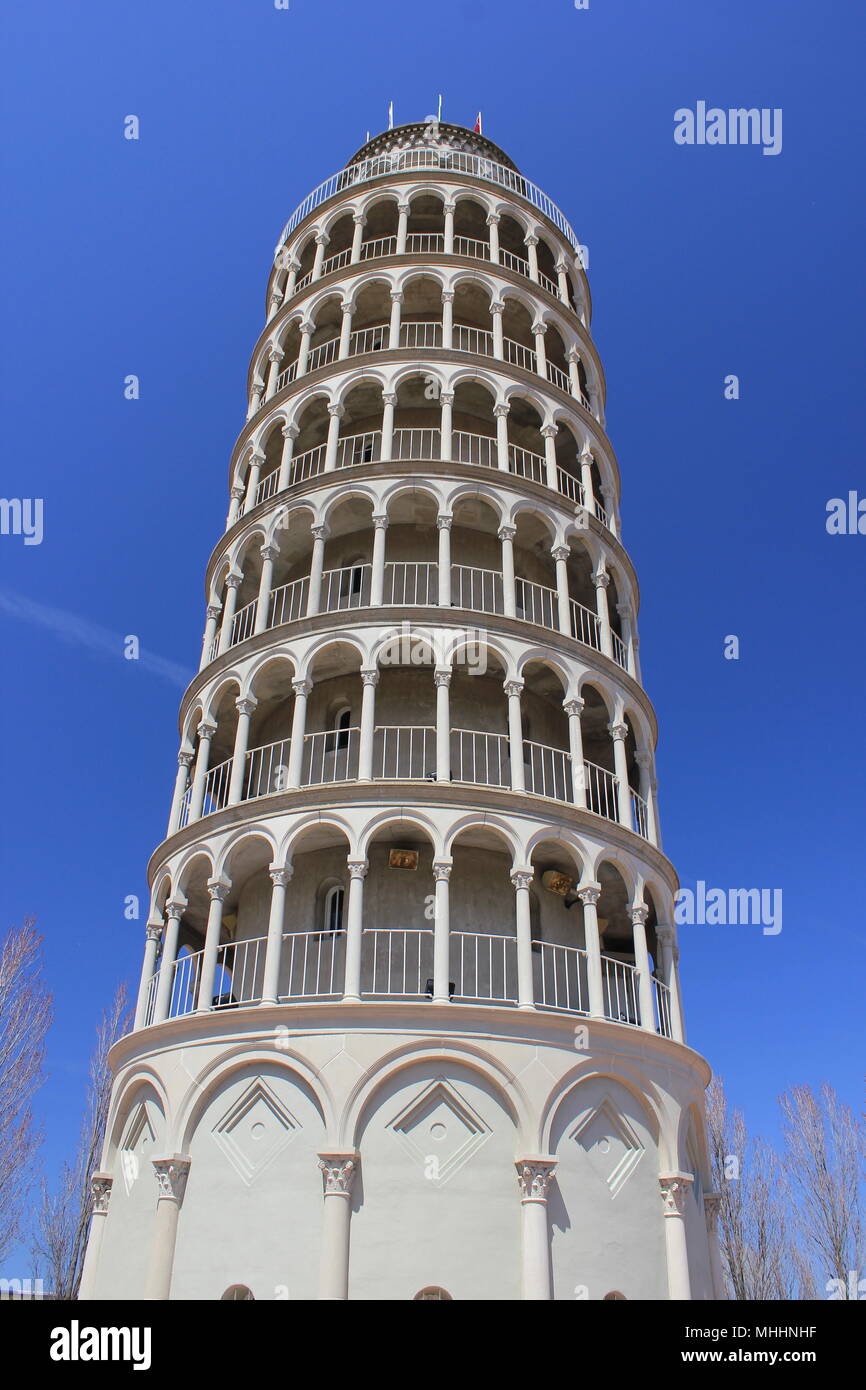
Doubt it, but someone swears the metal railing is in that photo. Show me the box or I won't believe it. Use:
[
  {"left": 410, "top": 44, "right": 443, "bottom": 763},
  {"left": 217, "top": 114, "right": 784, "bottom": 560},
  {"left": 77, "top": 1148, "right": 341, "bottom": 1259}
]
[
  {"left": 400, "top": 320, "right": 443, "bottom": 349},
  {"left": 383, "top": 560, "right": 437, "bottom": 605},
  {"left": 547, "top": 360, "right": 571, "bottom": 393},
  {"left": 453, "top": 322, "right": 493, "bottom": 356},
  {"left": 406, "top": 231, "right": 445, "bottom": 254},
  {"left": 570, "top": 599, "right": 601, "bottom": 650},
  {"left": 451, "top": 931, "right": 518, "bottom": 1004},
  {"left": 602, "top": 955, "right": 641, "bottom": 1026},
  {"left": 503, "top": 337, "right": 537, "bottom": 373},
  {"left": 245, "top": 738, "right": 291, "bottom": 799},
  {"left": 451, "top": 728, "right": 510, "bottom": 787},
  {"left": 508, "top": 443, "right": 546, "bottom": 485},
  {"left": 280, "top": 930, "right": 343, "bottom": 1000},
  {"left": 213, "top": 936, "right": 267, "bottom": 1008},
  {"left": 336, "top": 429, "right": 382, "bottom": 467},
  {"left": 454, "top": 234, "right": 490, "bottom": 260},
  {"left": 515, "top": 575, "right": 557, "bottom": 629},
  {"left": 631, "top": 789, "right": 649, "bottom": 840},
  {"left": 451, "top": 563, "right": 503, "bottom": 614},
  {"left": 391, "top": 427, "right": 441, "bottom": 460},
  {"left": 524, "top": 740, "right": 570, "bottom": 802},
  {"left": 269, "top": 575, "right": 309, "bottom": 627},
  {"left": 320, "top": 563, "right": 372, "bottom": 611},
  {"left": 372, "top": 725, "right": 436, "bottom": 780},
  {"left": 583, "top": 758, "right": 619, "bottom": 822},
  {"left": 653, "top": 976, "right": 673, "bottom": 1039},
  {"left": 230, "top": 598, "right": 258, "bottom": 647},
  {"left": 453, "top": 429, "right": 497, "bottom": 467},
  {"left": 303, "top": 726, "right": 361, "bottom": 784},
  {"left": 536, "top": 941, "right": 589, "bottom": 1014},
  {"left": 362, "top": 928, "right": 434, "bottom": 997}
]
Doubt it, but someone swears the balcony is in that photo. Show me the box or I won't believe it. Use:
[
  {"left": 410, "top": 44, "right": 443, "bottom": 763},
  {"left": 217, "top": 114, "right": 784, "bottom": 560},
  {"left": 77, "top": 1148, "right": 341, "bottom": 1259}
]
[{"left": 141, "top": 926, "right": 674, "bottom": 1038}]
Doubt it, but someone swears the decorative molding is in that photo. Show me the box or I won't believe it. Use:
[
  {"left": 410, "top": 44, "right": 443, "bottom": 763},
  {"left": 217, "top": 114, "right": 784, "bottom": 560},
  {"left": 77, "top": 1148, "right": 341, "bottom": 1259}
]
[
  {"left": 515, "top": 1158, "right": 556, "bottom": 1201},
  {"left": 152, "top": 1156, "right": 191, "bottom": 1204},
  {"left": 318, "top": 1153, "right": 358, "bottom": 1197}
]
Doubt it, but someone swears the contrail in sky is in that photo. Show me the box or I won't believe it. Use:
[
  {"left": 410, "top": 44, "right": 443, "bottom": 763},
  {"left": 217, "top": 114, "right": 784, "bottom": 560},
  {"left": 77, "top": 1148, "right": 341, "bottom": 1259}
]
[{"left": 0, "top": 588, "right": 192, "bottom": 689}]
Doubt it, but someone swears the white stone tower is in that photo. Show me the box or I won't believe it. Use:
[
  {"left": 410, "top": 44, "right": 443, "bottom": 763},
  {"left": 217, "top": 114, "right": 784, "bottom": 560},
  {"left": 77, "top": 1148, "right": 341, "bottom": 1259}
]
[{"left": 81, "top": 121, "right": 722, "bottom": 1302}]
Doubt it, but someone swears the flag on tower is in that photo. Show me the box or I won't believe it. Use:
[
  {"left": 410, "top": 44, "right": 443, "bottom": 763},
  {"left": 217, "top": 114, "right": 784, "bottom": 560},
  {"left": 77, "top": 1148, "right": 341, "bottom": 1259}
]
[
  {"left": 474, "top": 111, "right": 483, "bottom": 134},
  {"left": 437, "top": 94, "right": 443, "bottom": 122},
  {"left": 388, "top": 101, "right": 394, "bottom": 130}
]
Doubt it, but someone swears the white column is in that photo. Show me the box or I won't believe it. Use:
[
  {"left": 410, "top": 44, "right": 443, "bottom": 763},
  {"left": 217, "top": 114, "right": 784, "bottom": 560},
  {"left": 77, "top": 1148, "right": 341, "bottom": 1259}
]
[
  {"left": 704, "top": 1193, "right": 727, "bottom": 1300},
  {"left": 254, "top": 544, "right": 278, "bottom": 636},
  {"left": 635, "top": 751, "right": 659, "bottom": 846},
  {"left": 370, "top": 515, "right": 388, "bottom": 605},
  {"left": 659, "top": 1176, "right": 694, "bottom": 1300},
  {"left": 494, "top": 402, "right": 510, "bottom": 470},
  {"left": 601, "top": 483, "right": 619, "bottom": 537},
  {"left": 580, "top": 449, "right": 597, "bottom": 513},
  {"left": 188, "top": 720, "right": 216, "bottom": 821},
  {"left": 297, "top": 320, "right": 314, "bottom": 376},
  {"left": 246, "top": 451, "right": 265, "bottom": 510},
  {"left": 515, "top": 1160, "right": 556, "bottom": 1299},
  {"left": 324, "top": 404, "right": 344, "bottom": 472},
  {"left": 525, "top": 234, "right": 540, "bottom": 282},
  {"left": 277, "top": 424, "right": 299, "bottom": 491},
  {"left": 657, "top": 927, "right": 685, "bottom": 1043},
  {"left": 226, "top": 485, "right": 245, "bottom": 529},
  {"left": 306, "top": 525, "right": 327, "bottom": 616},
  {"left": 78, "top": 1175, "right": 113, "bottom": 1300},
  {"left": 563, "top": 698, "right": 586, "bottom": 807},
  {"left": 217, "top": 573, "right": 242, "bottom": 654},
  {"left": 358, "top": 670, "right": 378, "bottom": 781},
  {"left": 511, "top": 869, "right": 535, "bottom": 1009},
  {"left": 196, "top": 877, "right": 230, "bottom": 1013},
  {"left": 555, "top": 259, "right": 571, "bottom": 305},
  {"left": 317, "top": 1154, "right": 358, "bottom": 1299},
  {"left": 578, "top": 884, "right": 604, "bottom": 1018},
  {"left": 202, "top": 602, "right": 222, "bottom": 666},
  {"left": 616, "top": 600, "right": 637, "bottom": 677},
  {"left": 388, "top": 290, "right": 403, "bottom": 350},
  {"left": 265, "top": 346, "right": 284, "bottom": 400},
  {"left": 498, "top": 524, "right": 516, "bottom": 617},
  {"left": 350, "top": 214, "right": 366, "bottom": 264},
  {"left": 153, "top": 900, "right": 185, "bottom": 1024},
  {"left": 380, "top": 392, "right": 396, "bottom": 461},
  {"left": 541, "top": 425, "right": 559, "bottom": 491},
  {"left": 247, "top": 382, "right": 264, "bottom": 420},
  {"left": 228, "top": 696, "right": 257, "bottom": 804},
  {"left": 487, "top": 212, "right": 501, "bottom": 263},
  {"left": 286, "top": 678, "right": 312, "bottom": 788},
  {"left": 443, "top": 201, "right": 455, "bottom": 254},
  {"left": 311, "top": 232, "right": 329, "bottom": 281},
  {"left": 567, "top": 348, "right": 582, "bottom": 401},
  {"left": 268, "top": 290, "right": 282, "bottom": 322},
  {"left": 437, "top": 514, "right": 452, "bottom": 606},
  {"left": 609, "top": 721, "right": 634, "bottom": 830},
  {"left": 631, "top": 904, "right": 656, "bottom": 1033},
  {"left": 505, "top": 680, "right": 525, "bottom": 792},
  {"left": 441, "top": 293, "right": 454, "bottom": 351},
  {"left": 439, "top": 390, "right": 453, "bottom": 460},
  {"left": 434, "top": 670, "right": 451, "bottom": 782},
  {"left": 532, "top": 321, "right": 547, "bottom": 379},
  {"left": 133, "top": 923, "right": 163, "bottom": 1030},
  {"left": 432, "top": 861, "right": 452, "bottom": 1003},
  {"left": 338, "top": 300, "right": 354, "bottom": 359},
  {"left": 593, "top": 570, "right": 613, "bottom": 658},
  {"left": 552, "top": 545, "right": 571, "bottom": 636},
  {"left": 261, "top": 866, "right": 292, "bottom": 1005},
  {"left": 168, "top": 750, "right": 194, "bottom": 832},
  {"left": 491, "top": 300, "right": 505, "bottom": 359},
  {"left": 144, "top": 1158, "right": 190, "bottom": 1301},
  {"left": 589, "top": 383, "right": 603, "bottom": 425},
  {"left": 396, "top": 202, "right": 410, "bottom": 254},
  {"left": 342, "top": 860, "right": 368, "bottom": 1001},
  {"left": 282, "top": 257, "right": 300, "bottom": 302}
]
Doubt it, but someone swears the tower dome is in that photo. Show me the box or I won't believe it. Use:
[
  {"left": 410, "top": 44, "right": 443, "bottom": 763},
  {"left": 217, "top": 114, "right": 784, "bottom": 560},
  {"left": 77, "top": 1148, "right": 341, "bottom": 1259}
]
[{"left": 80, "top": 122, "right": 721, "bottom": 1302}]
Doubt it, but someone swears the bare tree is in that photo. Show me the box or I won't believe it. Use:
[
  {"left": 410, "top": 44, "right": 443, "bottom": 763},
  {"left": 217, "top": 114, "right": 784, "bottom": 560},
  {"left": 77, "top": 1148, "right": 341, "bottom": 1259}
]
[
  {"left": 706, "top": 1075, "right": 796, "bottom": 1299},
  {"left": 779, "top": 1083, "right": 865, "bottom": 1299},
  {"left": 31, "top": 982, "right": 130, "bottom": 1299},
  {"left": 0, "top": 919, "right": 53, "bottom": 1263}
]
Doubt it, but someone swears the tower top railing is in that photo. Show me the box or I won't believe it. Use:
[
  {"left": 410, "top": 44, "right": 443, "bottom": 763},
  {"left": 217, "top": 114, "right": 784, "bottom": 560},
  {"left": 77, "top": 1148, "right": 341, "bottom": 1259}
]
[{"left": 275, "top": 144, "right": 581, "bottom": 257}]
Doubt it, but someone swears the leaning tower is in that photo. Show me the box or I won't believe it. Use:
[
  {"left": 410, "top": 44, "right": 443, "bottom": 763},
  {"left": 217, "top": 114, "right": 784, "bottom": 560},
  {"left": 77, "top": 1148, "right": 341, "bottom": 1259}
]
[{"left": 81, "top": 121, "right": 723, "bottom": 1302}]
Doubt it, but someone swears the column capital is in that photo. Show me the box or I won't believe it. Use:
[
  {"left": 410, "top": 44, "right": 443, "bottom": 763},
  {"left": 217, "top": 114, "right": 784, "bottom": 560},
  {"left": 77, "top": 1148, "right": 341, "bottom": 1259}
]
[
  {"left": 352, "top": 212, "right": 367, "bottom": 226},
  {"left": 372, "top": 513, "right": 389, "bottom": 530},
  {"left": 439, "top": 390, "right": 454, "bottom": 404},
  {"left": 229, "top": 485, "right": 245, "bottom": 502},
  {"left": 164, "top": 898, "right": 187, "bottom": 920},
  {"left": 486, "top": 211, "right": 501, "bottom": 226},
  {"left": 206, "top": 876, "right": 231, "bottom": 902},
  {"left": 563, "top": 697, "right": 584, "bottom": 717},
  {"left": 608, "top": 721, "right": 629, "bottom": 742},
  {"left": 91, "top": 1174, "right": 113, "bottom": 1214},
  {"left": 436, "top": 513, "right": 453, "bottom": 531},
  {"left": 630, "top": 904, "right": 650, "bottom": 926},
  {"left": 268, "top": 864, "right": 293, "bottom": 888},
  {"left": 490, "top": 301, "right": 506, "bottom": 317},
  {"left": 541, "top": 425, "right": 558, "bottom": 440},
  {"left": 440, "top": 291, "right": 455, "bottom": 305},
  {"left": 310, "top": 523, "right": 328, "bottom": 541},
  {"left": 568, "top": 346, "right": 582, "bottom": 364},
  {"left": 281, "top": 423, "right": 300, "bottom": 440},
  {"left": 328, "top": 403, "right": 345, "bottom": 418},
  {"left": 524, "top": 233, "right": 539, "bottom": 247},
  {"left": 434, "top": 668, "right": 452, "bottom": 689},
  {"left": 593, "top": 570, "right": 610, "bottom": 589},
  {"left": 145, "top": 922, "right": 163, "bottom": 945},
  {"left": 397, "top": 201, "right": 411, "bottom": 215},
  {"left": 250, "top": 448, "right": 266, "bottom": 465},
  {"left": 389, "top": 289, "right": 404, "bottom": 304},
  {"left": 300, "top": 319, "right": 316, "bottom": 335},
  {"left": 347, "top": 859, "right": 368, "bottom": 880},
  {"left": 196, "top": 720, "right": 217, "bottom": 741},
  {"left": 224, "top": 571, "right": 243, "bottom": 590},
  {"left": 260, "top": 543, "right": 279, "bottom": 562},
  {"left": 577, "top": 882, "right": 602, "bottom": 906},
  {"left": 515, "top": 1158, "right": 556, "bottom": 1202},
  {"left": 442, "top": 200, "right": 457, "bottom": 215},
  {"left": 317, "top": 1153, "right": 359, "bottom": 1197},
  {"left": 341, "top": 298, "right": 355, "bottom": 315},
  {"left": 551, "top": 544, "right": 570, "bottom": 561},
  {"left": 660, "top": 1174, "right": 693, "bottom": 1217},
  {"left": 235, "top": 696, "right": 258, "bottom": 717},
  {"left": 314, "top": 231, "right": 330, "bottom": 246},
  {"left": 178, "top": 749, "right": 195, "bottom": 768},
  {"left": 152, "top": 1156, "right": 191, "bottom": 1203},
  {"left": 382, "top": 391, "right": 398, "bottom": 407},
  {"left": 433, "top": 861, "right": 453, "bottom": 882},
  {"left": 531, "top": 320, "right": 547, "bottom": 337},
  {"left": 360, "top": 668, "right": 380, "bottom": 687},
  {"left": 510, "top": 868, "right": 534, "bottom": 892},
  {"left": 292, "top": 677, "right": 313, "bottom": 697},
  {"left": 497, "top": 523, "right": 516, "bottom": 542},
  {"left": 503, "top": 679, "right": 523, "bottom": 698},
  {"left": 579, "top": 445, "right": 594, "bottom": 463},
  {"left": 267, "top": 346, "right": 283, "bottom": 364},
  {"left": 703, "top": 1191, "right": 722, "bottom": 1229}
]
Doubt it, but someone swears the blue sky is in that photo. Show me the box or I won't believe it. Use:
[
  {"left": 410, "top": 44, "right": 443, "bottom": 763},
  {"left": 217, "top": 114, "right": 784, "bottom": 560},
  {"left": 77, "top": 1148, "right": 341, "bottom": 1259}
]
[{"left": 2, "top": 0, "right": 864, "bottom": 1274}]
